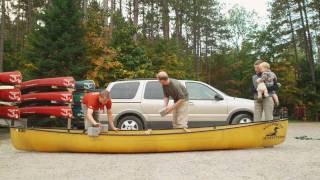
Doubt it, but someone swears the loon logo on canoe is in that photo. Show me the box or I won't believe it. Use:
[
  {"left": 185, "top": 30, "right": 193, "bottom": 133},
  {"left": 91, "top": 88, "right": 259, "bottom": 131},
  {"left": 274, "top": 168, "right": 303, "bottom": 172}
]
[
  {"left": 263, "top": 123, "right": 285, "bottom": 140},
  {"left": 9, "top": 91, "right": 21, "bottom": 101},
  {"left": 9, "top": 74, "right": 22, "bottom": 84}
]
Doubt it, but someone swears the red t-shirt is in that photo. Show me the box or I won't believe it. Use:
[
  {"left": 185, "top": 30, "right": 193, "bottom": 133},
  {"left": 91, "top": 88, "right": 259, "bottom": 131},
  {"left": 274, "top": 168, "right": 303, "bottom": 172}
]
[{"left": 82, "top": 92, "right": 112, "bottom": 110}]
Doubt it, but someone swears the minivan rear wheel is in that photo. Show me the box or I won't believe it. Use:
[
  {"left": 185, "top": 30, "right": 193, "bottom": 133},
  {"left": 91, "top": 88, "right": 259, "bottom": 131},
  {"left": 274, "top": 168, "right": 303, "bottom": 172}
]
[
  {"left": 231, "top": 114, "right": 253, "bottom": 124},
  {"left": 118, "top": 116, "right": 143, "bottom": 130}
]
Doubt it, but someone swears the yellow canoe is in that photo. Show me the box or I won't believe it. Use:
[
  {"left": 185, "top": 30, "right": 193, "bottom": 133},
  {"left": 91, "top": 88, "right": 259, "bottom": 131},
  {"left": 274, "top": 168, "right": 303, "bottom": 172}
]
[{"left": 10, "top": 119, "right": 288, "bottom": 153}]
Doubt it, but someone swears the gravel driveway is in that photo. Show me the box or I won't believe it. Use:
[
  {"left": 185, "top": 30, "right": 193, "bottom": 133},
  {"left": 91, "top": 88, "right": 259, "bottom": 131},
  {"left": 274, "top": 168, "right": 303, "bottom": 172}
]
[{"left": 0, "top": 122, "right": 320, "bottom": 180}]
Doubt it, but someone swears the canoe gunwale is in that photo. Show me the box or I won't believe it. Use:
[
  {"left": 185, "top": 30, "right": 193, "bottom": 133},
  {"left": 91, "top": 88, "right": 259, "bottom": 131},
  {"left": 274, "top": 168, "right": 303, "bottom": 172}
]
[{"left": 11, "top": 119, "right": 288, "bottom": 137}]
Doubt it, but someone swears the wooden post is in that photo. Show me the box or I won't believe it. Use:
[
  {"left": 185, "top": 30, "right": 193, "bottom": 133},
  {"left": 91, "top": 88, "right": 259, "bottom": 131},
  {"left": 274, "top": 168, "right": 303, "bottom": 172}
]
[{"left": 67, "top": 118, "right": 71, "bottom": 130}]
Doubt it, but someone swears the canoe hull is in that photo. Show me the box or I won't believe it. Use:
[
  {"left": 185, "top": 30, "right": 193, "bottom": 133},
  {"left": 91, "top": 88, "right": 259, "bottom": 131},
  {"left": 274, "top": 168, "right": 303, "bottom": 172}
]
[{"left": 10, "top": 120, "right": 288, "bottom": 153}]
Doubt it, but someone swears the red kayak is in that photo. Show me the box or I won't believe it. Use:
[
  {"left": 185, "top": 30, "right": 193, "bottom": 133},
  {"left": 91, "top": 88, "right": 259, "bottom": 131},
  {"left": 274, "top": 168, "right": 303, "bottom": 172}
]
[
  {"left": 0, "top": 88, "right": 21, "bottom": 102},
  {"left": 0, "top": 106, "right": 20, "bottom": 119},
  {"left": 0, "top": 71, "right": 22, "bottom": 85},
  {"left": 19, "top": 106, "right": 73, "bottom": 118},
  {"left": 21, "top": 77, "right": 75, "bottom": 91},
  {"left": 21, "top": 92, "right": 73, "bottom": 103}
]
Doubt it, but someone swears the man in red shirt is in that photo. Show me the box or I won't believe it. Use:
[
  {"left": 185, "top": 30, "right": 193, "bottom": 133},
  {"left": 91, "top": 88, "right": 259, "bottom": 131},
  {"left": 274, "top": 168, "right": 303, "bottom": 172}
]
[{"left": 82, "top": 90, "right": 118, "bottom": 131}]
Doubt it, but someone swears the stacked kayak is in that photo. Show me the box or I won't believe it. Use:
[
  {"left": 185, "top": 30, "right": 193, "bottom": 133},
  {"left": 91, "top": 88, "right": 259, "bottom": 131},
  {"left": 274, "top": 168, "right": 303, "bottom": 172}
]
[
  {"left": 0, "top": 71, "right": 22, "bottom": 85},
  {"left": 21, "top": 77, "right": 75, "bottom": 94},
  {"left": 21, "top": 91, "right": 73, "bottom": 106},
  {"left": 0, "top": 88, "right": 21, "bottom": 103},
  {"left": 19, "top": 77, "right": 75, "bottom": 128},
  {"left": 0, "top": 106, "right": 20, "bottom": 120},
  {"left": 2, "top": 76, "right": 98, "bottom": 129},
  {"left": 0, "top": 71, "right": 22, "bottom": 121}
]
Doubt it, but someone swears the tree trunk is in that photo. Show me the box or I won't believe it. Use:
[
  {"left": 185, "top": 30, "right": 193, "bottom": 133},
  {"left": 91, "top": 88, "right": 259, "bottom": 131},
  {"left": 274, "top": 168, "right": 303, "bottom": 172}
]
[
  {"left": 161, "top": 0, "right": 170, "bottom": 39},
  {"left": 83, "top": 0, "right": 88, "bottom": 18},
  {"left": 286, "top": 0, "right": 299, "bottom": 79},
  {"left": 297, "top": 0, "right": 315, "bottom": 84},
  {"left": 192, "top": 0, "right": 199, "bottom": 79},
  {"left": 209, "top": 47, "right": 213, "bottom": 85},
  {"left": 192, "top": 27, "right": 197, "bottom": 78},
  {"left": 150, "top": 2, "right": 155, "bottom": 40},
  {"left": 15, "top": 0, "right": 21, "bottom": 52},
  {"left": 133, "top": 0, "right": 139, "bottom": 41},
  {"left": 128, "top": 0, "right": 132, "bottom": 20},
  {"left": 111, "top": 0, "right": 116, "bottom": 12},
  {"left": 0, "top": 0, "right": 5, "bottom": 72},
  {"left": 108, "top": 0, "right": 116, "bottom": 38},
  {"left": 133, "top": 0, "right": 139, "bottom": 25},
  {"left": 205, "top": 35, "right": 209, "bottom": 82},
  {"left": 142, "top": 3, "right": 145, "bottom": 31},
  {"left": 102, "top": 0, "right": 109, "bottom": 26},
  {"left": 175, "top": 8, "right": 181, "bottom": 44},
  {"left": 197, "top": 28, "right": 201, "bottom": 78},
  {"left": 119, "top": 0, "right": 122, "bottom": 15},
  {"left": 302, "top": 0, "right": 316, "bottom": 83}
]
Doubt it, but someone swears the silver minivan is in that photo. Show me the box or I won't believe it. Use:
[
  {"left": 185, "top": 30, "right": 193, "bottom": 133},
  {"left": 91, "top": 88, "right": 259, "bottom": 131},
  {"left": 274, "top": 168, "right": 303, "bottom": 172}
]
[{"left": 106, "top": 79, "right": 254, "bottom": 130}]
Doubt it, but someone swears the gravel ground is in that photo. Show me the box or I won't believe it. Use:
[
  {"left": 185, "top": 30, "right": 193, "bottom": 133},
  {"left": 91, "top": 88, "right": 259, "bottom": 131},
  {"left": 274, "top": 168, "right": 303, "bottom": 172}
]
[{"left": 0, "top": 122, "right": 320, "bottom": 180}]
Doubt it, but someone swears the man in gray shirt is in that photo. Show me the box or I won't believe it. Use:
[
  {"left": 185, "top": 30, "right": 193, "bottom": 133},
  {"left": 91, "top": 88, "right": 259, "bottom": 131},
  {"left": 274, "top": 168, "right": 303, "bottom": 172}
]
[
  {"left": 252, "top": 60, "right": 275, "bottom": 121},
  {"left": 157, "top": 71, "right": 189, "bottom": 129}
]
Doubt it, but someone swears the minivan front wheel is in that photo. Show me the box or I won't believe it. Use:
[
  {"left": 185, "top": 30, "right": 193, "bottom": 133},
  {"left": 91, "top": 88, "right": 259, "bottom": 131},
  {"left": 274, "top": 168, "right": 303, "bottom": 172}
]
[
  {"left": 231, "top": 114, "right": 253, "bottom": 124},
  {"left": 118, "top": 116, "right": 143, "bottom": 130}
]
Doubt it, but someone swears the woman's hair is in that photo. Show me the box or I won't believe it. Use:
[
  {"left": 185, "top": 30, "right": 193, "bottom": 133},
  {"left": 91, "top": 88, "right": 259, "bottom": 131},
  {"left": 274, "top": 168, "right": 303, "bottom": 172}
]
[
  {"left": 259, "top": 62, "right": 270, "bottom": 69},
  {"left": 99, "top": 90, "right": 110, "bottom": 99}
]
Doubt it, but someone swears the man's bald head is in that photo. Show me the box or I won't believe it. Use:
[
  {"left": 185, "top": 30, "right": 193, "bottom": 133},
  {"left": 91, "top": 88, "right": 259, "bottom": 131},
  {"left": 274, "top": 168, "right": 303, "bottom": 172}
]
[
  {"left": 98, "top": 90, "right": 110, "bottom": 104},
  {"left": 157, "top": 71, "right": 169, "bottom": 80},
  {"left": 157, "top": 71, "right": 170, "bottom": 85}
]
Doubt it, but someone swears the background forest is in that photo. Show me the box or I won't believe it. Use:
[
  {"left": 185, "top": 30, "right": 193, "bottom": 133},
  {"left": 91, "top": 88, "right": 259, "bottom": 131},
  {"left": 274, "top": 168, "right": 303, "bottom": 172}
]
[{"left": 0, "top": 0, "right": 319, "bottom": 120}]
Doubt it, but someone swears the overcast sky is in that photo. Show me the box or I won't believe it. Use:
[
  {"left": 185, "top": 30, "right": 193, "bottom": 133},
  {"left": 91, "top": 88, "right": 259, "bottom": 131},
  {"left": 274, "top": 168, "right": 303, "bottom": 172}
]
[{"left": 221, "top": 0, "right": 269, "bottom": 17}]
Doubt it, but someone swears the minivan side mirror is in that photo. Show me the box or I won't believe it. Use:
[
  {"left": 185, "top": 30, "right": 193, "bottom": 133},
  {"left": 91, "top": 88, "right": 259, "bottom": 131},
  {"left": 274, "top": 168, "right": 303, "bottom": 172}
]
[{"left": 214, "top": 94, "right": 224, "bottom": 101}]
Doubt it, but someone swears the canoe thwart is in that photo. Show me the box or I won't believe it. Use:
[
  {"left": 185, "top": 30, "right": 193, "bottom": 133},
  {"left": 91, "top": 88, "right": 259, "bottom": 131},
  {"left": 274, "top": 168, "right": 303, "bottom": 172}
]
[{"left": 144, "top": 129, "right": 152, "bottom": 135}]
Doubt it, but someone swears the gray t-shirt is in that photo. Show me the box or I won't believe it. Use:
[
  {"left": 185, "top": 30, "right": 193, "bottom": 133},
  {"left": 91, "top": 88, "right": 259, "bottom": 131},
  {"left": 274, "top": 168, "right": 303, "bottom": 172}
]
[{"left": 162, "top": 79, "right": 189, "bottom": 103}]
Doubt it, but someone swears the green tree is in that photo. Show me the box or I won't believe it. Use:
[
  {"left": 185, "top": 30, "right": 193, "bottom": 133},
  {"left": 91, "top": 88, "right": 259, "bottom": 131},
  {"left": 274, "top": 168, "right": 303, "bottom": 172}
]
[
  {"left": 25, "top": 0, "right": 89, "bottom": 79},
  {"left": 84, "top": 1, "right": 121, "bottom": 87},
  {"left": 109, "top": 12, "right": 153, "bottom": 79}
]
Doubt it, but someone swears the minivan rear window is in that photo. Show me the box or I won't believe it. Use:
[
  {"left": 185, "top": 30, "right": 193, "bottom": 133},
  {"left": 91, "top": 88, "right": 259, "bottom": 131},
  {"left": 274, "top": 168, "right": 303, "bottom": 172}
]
[
  {"left": 110, "top": 82, "right": 140, "bottom": 99},
  {"left": 144, "top": 81, "right": 164, "bottom": 99}
]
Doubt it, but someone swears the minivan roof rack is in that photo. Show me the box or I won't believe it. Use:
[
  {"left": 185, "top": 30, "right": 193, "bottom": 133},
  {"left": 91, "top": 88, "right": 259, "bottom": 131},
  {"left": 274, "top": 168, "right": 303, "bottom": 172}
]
[{"left": 116, "top": 78, "right": 157, "bottom": 81}]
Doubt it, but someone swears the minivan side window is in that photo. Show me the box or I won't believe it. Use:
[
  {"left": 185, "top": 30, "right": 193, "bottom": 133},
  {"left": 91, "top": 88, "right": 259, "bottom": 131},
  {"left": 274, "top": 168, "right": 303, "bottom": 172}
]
[
  {"left": 186, "top": 82, "right": 217, "bottom": 100},
  {"left": 144, "top": 81, "right": 164, "bottom": 99},
  {"left": 110, "top": 82, "right": 140, "bottom": 99}
]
